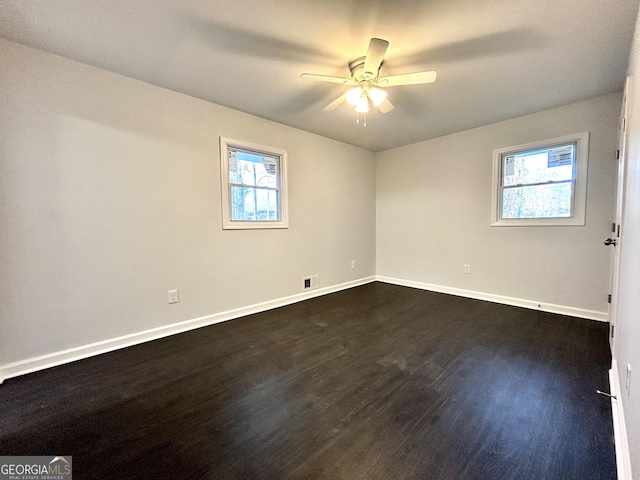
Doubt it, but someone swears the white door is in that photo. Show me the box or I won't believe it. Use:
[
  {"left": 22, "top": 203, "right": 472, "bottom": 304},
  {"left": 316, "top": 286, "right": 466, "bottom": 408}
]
[{"left": 607, "top": 77, "right": 631, "bottom": 352}]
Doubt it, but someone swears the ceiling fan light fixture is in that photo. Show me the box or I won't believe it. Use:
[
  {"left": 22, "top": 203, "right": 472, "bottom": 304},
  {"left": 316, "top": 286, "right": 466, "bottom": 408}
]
[
  {"left": 302, "top": 37, "right": 435, "bottom": 120},
  {"left": 346, "top": 87, "right": 363, "bottom": 106},
  {"left": 369, "top": 88, "right": 387, "bottom": 107},
  {"left": 355, "top": 96, "right": 369, "bottom": 113}
]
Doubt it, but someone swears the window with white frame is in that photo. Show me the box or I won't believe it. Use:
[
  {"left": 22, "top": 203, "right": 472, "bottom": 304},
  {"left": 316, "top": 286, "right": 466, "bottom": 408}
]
[
  {"left": 220, "top": 137, "right": 288, "bottom": 229},
  {"left": 491, "top": 132, "right": 589, "bottom": 226}
]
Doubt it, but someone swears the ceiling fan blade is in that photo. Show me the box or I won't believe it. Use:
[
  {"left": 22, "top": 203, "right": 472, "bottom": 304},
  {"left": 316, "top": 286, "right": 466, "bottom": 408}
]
[
  {"left": 363, "top": 38, "right": 389, "bottom": 77},
  {"left": 377, "top": 71, "right": 437, "bottom": 87},
  {"left": 378, "top": 98, "right": 395, "bottom": 113},
  {"left": 301, "top": 73, "right": 354, "bottom": 85},
  {"left": 323, "top": 94, "right": 347, "bottom": 111}
]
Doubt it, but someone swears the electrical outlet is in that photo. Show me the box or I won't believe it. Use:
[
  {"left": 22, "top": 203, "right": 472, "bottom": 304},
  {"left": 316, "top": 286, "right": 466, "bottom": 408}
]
[
  {"left": 463, "top": 264, "right": 471, "bottom": 274},
  {"left": 626, "top": 364, "right": 632, "bottom": 395},
  {"left": 168, "top": 289, "right": 179, "bottom": 304},
  {"left": 303, "top": 275, "right": 319, "bottom": 290},
  {"left": 351, "top": 260, "right": 356, "bottom": 269}
]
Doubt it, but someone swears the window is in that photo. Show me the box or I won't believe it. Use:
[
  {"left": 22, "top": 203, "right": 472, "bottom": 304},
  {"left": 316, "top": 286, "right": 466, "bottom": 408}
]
[
  {"left": 220, "top": 137, "right": 288, "bottom": 229},
  {"left": 491, "top": 132, "right": 589, "bottom": 226}
]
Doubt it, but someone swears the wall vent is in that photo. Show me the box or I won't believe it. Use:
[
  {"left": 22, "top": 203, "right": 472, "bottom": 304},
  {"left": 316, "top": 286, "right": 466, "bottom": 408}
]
[{"left": 303, "top": 275, "right": 319, "bottom": 290}]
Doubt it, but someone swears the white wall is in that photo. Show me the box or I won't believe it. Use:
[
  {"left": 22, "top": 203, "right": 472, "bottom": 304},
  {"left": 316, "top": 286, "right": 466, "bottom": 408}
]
[
  {"left": 614, "top": 8, "right": 640, "bottom": 476},
  {"left": 0, "top": 39, "right": 376, "bottom": 370},
  {"left": 376, "top": 93, "right": 620, "bottom": 317},
  {"left": 0, "top": 37, "right": 623, "bottom": 384}
]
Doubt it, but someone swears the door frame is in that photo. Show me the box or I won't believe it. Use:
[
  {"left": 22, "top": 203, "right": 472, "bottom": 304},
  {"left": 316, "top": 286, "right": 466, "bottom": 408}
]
[{"left": 608, "top": 77, "right": 631, "bottom": 353}]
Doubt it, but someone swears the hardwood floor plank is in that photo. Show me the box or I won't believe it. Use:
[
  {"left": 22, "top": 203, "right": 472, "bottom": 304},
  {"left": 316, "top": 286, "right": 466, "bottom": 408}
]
[{"left": 0, "top": 282, "right": 615, "bottom": 479}]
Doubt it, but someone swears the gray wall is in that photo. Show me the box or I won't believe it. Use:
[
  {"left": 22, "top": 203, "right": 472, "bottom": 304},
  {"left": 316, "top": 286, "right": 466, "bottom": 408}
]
[
  {"left": 0, "top": 39, "right": 376, "bottom": 367},
  {"left": 376, "top": 94, "right": 620, "bottom": 316}
]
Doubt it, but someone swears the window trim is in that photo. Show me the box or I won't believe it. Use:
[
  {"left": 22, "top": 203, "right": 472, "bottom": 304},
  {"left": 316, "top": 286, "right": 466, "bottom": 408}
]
[
  {"left": 491, "top": 132, "right": 589, "bottom": 226},
  {"left": 220, "top": 137, "right": 289, "bottom": 230}
]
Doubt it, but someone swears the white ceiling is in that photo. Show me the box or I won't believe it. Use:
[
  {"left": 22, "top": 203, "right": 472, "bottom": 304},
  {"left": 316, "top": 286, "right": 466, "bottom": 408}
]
[{"left": 1, "top": 0, "right": 638, "bottom": 151}]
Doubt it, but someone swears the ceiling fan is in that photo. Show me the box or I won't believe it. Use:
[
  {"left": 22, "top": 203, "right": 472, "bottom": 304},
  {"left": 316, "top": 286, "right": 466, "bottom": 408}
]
[{"left": 301, "top": 38, "right": 437, "bottom": 116}]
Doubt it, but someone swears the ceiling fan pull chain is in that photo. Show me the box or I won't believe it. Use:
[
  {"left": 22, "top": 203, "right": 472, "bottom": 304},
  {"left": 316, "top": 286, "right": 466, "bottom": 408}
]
[{"left": 354, "top": 111, "right": 368, "bottom": 127}]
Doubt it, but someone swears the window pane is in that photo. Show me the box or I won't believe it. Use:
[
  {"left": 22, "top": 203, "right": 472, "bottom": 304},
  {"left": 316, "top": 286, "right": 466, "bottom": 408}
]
[
  {"left": 502, "top": 144, "right": 574, "bottom": 187},
  {"left": 501, "top": 182, "right": 572, "bottom": 219},
  {"left": 229, "top": 149, "right": 278, "bottom": 188},
  {"left": 230, "top": 186, "right": 279, "bottom": 221}
]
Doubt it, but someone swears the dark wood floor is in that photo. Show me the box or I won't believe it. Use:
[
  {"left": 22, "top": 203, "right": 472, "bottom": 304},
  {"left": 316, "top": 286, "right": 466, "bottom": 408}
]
[{"left": 0, "top": 282, "right": 615, "bottom": 479}]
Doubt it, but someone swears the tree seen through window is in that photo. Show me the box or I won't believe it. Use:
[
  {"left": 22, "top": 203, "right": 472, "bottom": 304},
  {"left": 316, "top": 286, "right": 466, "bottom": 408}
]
[
  {"left": 229, "top": 150, "right": 280, "bottom": 221},
  {"left": 500, "top": 144, "right": 574, "bottom": 219}
]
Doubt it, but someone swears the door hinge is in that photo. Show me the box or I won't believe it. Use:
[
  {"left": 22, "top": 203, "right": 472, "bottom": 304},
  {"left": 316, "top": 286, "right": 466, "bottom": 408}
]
[
  {"left": 616, "top": 149, "right": 620, "bottom": 160},
  {"left": 611, "top": 325, "right": 615, "bottom": 338},
  {"left": 608, "top": 294, "right": 612, "bottom": 304},
  {"left": 617, "top": 224, "right": 621, "bottom": 238},
  {"left": 623, "top": 117, "right": 626, "bottom": 132}
]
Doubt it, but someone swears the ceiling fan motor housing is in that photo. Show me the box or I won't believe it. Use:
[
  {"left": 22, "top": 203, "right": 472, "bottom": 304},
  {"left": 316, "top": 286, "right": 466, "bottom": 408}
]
[
  {"left": 349, "top": 56, "right": 381, "bottom": 83},
  {"left": 348, "top": 56, "right": 381, "bottom": 99}
]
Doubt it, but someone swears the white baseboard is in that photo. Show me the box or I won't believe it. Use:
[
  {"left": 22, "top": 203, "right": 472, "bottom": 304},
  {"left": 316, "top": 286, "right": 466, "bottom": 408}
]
[
  {"left": 0, "top": 276, "right": 608, "bottom": 384},
  {"left": 0, "top": 276, "right": 376, "bottom": 383},
  {"left": 376, "top": 276, "right": 609, "bottom": 322},
  {"left": 610, "top": 361, "right": 633, "bottom": 480}
]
